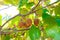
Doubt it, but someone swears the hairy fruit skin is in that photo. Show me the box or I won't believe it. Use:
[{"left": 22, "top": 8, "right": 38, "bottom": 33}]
[
  {"left": 18, "top": 21, "right": 26, "bottom": 28},
  {"left": 26, "top": 19, "right": 32, "bottom": 27},
  {"left": 18, "top": 18, "right": 32, "bottom": 28},
  {"left": 34, "top": 18, "right": 39, "bottom": 26}
]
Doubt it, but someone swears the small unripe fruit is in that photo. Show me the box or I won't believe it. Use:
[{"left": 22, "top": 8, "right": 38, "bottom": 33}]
[
  {"left": 34, "top": 18, "right": 39, "bottom": 26},
  {"left": 26, "top": 18, "right": 32, "bottom": 27}
]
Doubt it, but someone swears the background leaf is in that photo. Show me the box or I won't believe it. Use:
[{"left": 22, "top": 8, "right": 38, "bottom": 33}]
[
  {"left": 4, "top": 35, "right": 11, "bottom": 40},
  {"left": 55, "top": 16, "right": 60, "bottom": 26},
  {"left": 18, "top": 0, "right": 28, "bottom": 9},
  {"left": 54, "top": 32, "right": 60, "bottom": 40},
  {"left": 20, "top": 8, "right": 29, "bottom": 15},
  {"left": 42, "top": 8, "right": 56, "bottom": 26},
  {"left": 0, "top": 15, "right": 2, "bottom": 26},
  {"left": 45, "top": 27, "right": 60, "bottom": 39},
  {"left": 4, "top": 0, "right": 19, "bottom": 5},
  {"left": 10, "top": 16, "right": 20, "bottom": 27},
  {"left": 54, "top": 3, "right": 60, "bottom": 16}
]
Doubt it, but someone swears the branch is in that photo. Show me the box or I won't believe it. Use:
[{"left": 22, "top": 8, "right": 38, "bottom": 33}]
[
  {"left": 1, "top": 14, "right": 19, "bottom": 30},
  {"left": 34, "top": 0, "right": 60, "bottom": 12},
  {"left": 1, "top": 0, "right": 42, "bottom": 28},
  {"left": 23, "top": 0, "right": 42, "bottom": 16},
  {"left": 45, "top": 0, "right": 60, "bottom": 7},
  {"left": 0, "top": 28, "right": 30, "bottom": 35},
  {"left": 0, "top": 0, "right": 59, "bottom": 34},
  {"left": 0, "top": 0, "right": 42, "bottom": 34},
  {"left": 30, "top": 0, "right": 41, "bottom": 11}
]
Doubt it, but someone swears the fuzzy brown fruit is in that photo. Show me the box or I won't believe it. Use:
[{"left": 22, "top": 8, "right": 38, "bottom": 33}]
[
  {"left": 26, "top": 19, "right": 32, "bottom": 27},
  {"left": 34, "top": 18, "right": 39, "bottom": 26},
  {"left": 18, "top": 21, "right": 26, "bottom": 28}
]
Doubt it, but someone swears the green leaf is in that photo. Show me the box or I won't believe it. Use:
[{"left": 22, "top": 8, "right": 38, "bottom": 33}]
[
  {"left": 4, "top": 0, "right": 19, "bottom": 5},
  {"left": 4, "top": 0, "right": 11, "bottom": 4},
  {"left": 11, "top": 16, "right": 20, "bottom": 26},
  {"left": 18, "top": 0, "right": 28, "bottom": 9},
  {"left": 54, "top": 32, "right": 60, "bottom": 40},
  {"left": 45, "top": 27, "right": 60, "bottom": 40},
  {"left": 42, "top": 8, "right": 49, "bottom": 14},
  {"left": 29, "top": 25, "right": 41, "bottom": 40},
  {"left": 45, "top": 27, "right": 60, "bottom": 38},
  {"left": 26, "top": 2, "right": 35, "bottom": 9},
  {"left": 44, "top": 0, "right": 50, "bottom": 5},
  {"left": 20, "top": 8, "right": 28, "bottom": 15},
  {"left": 42, "top": 8, "right": 56, "bottom": 26},
  {"left": 55, "top": 17, "right": 60, "bottom": 26},
  {"left": 49, "top": 9, "right": 54, "bottom": 15},
  {"left": 0, "top": 15, "right": 2, "bottom": 26},
  {"left": 42, "top": 13, "right": 56, "bottom": 26},
  {"left": 36, "top": 8, "right": 43, "bottom": 17},
  {"left": 12, "top": 0, "right": 19, "bottom": 5},
  {"left": 28, "top": 14, "right": 35, "bottom": 19},
  {"left": 4, "top": 35, "right": 10, "bottom": 40},
  {"left": 54, "top": 3, "right": 60, "bottom": 16}
]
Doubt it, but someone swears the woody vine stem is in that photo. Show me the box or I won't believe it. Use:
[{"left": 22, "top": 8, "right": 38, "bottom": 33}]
[{"left": 0, "top": 0, "right": 60, "bottom": 35}]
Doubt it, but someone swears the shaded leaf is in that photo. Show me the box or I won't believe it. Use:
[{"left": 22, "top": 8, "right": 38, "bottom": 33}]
[
  {"left": 54, "top": 3, "right": 60, "bottom": 16},
  {"left": 55, "top": 16, "right": 60, "bottom": 26},
  {"left": 42, "top": 8, "right": 56, "bottom": 26}
]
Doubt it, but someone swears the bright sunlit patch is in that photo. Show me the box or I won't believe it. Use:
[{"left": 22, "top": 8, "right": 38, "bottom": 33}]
[
  {"left": 50, "top": 0, "right": 57, "bottom": 4},
  {"left": 0, "top": 5, "right": 19, "bottom": 20},
  {"left": 0, "top": 5, "right": 19, "bottom": 27}
]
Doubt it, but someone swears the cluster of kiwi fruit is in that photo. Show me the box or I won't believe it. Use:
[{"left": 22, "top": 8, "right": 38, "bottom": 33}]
[{"left": 18, "top": 18, "right": 40, "bottom": 28}]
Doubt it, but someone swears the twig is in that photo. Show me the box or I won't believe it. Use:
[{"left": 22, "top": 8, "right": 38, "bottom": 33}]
[
  {"left": 34, "top": 0, "right": 60, "bottom": 12},
  {"left": 0, "top": 0, "right": 59, "bottom": 35},
  {"left": 33, "top": 1, "right": 60, "bottom": 40},
  {"left": 0, "top": 0, "right": 41, "bottom": 34},
  {"left": 1, "top": 0, "right": 42, "bottom": 28},
  {"left": 23, "top": 0, "right": 42, "bottom": 16},
  {"left": 1, "top": 14, "right": 20, "bottom": 27},
  {"left": 30, "top": 0, "right": 41, "bottom": 11},
  {"left": 0, "top": 28, "right": 29, "bottom": 35}
]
